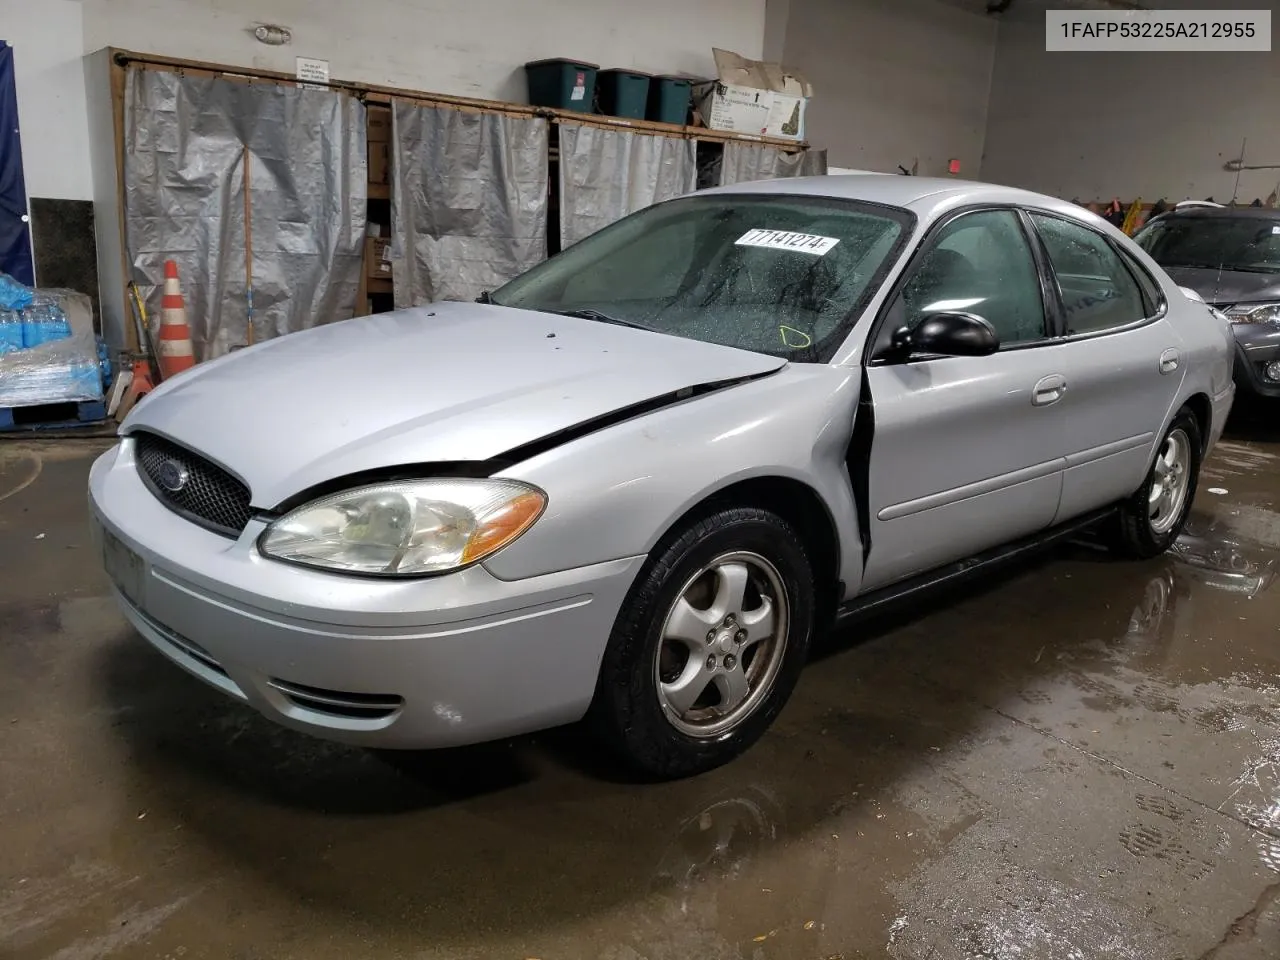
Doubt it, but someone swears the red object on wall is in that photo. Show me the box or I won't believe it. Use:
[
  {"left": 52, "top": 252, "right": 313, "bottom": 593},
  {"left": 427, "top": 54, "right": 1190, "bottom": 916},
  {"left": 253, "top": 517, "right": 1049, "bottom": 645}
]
[{"left": 948, "top": 158, "right": 961, "bottom": 175}]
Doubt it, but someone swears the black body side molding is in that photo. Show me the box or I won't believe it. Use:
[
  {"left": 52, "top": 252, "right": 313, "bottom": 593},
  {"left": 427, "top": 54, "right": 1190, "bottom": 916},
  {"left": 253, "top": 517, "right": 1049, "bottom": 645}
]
[{"left": 834, "top": 505, "right": 1118, "bottom": 624}]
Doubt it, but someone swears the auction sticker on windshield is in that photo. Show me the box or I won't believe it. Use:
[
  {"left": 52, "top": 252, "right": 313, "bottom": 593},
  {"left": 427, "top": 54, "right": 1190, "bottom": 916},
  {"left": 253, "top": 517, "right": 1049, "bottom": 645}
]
[{"left": 736, "top": 229, "right": 840, "bottom": 255}]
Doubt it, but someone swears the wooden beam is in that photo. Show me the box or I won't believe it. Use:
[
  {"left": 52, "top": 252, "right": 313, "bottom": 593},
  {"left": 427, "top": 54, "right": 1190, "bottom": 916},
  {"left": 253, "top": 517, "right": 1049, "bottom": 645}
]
[
  {"left": 108, "top": 50, "right": 137, "bottom": 353},
  {"left": 109, "top": 48, "right": 809, "bottom": 151}
]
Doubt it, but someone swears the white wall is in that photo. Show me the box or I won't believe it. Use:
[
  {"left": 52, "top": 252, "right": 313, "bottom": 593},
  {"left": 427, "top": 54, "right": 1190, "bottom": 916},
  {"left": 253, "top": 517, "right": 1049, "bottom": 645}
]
[
  {"left": 983, "top": 5, "right": 1280, "bottom": 203},
  {"left": 80, "top": 0, "right": 765, "bottom": 102},
  {"left": 777, "top": 0, "right": 997, "bottom": 177},
  {"left": 0, "top": 0, "right": 93, "bottom": 201}
]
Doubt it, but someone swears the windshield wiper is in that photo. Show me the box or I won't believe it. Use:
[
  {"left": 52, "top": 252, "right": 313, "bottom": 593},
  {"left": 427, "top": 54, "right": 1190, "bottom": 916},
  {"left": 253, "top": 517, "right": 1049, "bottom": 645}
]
[{"left": 554, "top": 308, "right": 658, "bottom": 331}]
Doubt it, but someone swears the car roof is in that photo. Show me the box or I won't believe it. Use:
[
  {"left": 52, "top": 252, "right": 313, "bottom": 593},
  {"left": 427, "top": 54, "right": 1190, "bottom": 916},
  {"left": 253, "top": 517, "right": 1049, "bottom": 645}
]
[
  {"left": 700, "top": 174, "right": 1090, "bottom": 223},
  {"left": 1153, "top": 205, "right": 1280, "bottom": 221}
]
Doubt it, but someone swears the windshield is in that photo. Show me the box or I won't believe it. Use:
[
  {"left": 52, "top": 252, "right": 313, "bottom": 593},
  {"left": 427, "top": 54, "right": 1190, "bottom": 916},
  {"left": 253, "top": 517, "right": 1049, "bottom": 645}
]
[
  {"left": 490, "top": 194, "right": 912, "bottom": 361},
  {"left": 1135, "top": 216, "right": 1280, "bottom": 273}
]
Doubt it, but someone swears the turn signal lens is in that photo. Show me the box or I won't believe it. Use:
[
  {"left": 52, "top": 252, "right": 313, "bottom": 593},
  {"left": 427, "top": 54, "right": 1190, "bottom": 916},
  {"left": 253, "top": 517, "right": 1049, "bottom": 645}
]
[{"left": 461, "top": 491, "right": 546, "bottom": 564}]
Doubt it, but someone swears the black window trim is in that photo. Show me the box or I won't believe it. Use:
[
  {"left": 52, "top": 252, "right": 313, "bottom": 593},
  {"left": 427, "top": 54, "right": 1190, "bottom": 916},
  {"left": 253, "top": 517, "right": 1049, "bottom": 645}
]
[
  {"left": 1015, "top": 207, "right": 1068, "bottom": 338},
  {"left": 1115, "top": 244, "right": 1168, "bottom": 318},
  {"left": 1022, "top": 207, "right": 1168, "bottom": 344},
  {"left": 865, "top": 202, "right": 1058, "bottom": 366}
]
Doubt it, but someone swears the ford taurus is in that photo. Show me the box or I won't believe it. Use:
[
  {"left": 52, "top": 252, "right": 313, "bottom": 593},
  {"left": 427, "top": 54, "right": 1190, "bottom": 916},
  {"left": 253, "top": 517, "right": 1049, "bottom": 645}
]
[{"left": 90, "top": 176, "right": 1236, "bottom": 778}]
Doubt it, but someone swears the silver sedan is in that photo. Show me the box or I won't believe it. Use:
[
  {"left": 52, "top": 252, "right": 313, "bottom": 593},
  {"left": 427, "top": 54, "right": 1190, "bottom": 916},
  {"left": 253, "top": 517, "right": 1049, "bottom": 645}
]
[{"left": 90, "top": 175, "right": 1235, "bottom": 778}]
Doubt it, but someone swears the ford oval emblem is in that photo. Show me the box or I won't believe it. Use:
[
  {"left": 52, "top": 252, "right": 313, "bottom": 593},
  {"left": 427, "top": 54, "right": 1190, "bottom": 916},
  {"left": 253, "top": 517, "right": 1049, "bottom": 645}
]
[{"left": 157, "top": 459, "right": 190, "bottom": 494}]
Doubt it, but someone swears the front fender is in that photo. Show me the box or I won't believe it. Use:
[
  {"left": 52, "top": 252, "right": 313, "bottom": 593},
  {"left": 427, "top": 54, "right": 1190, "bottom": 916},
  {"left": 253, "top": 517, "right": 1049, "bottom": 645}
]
[{"left": 483, "top": 365, "right": 863, "bottom": 589}]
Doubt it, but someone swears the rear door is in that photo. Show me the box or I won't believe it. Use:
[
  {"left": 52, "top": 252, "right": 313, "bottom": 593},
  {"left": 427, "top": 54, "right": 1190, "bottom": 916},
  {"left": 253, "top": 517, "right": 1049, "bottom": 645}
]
[
  {"left": 1025, "top": 211, "right": 1185, "bottom": 522},
  {"left": 860, "top": 208, "right": 1068, "bottom": 591}
]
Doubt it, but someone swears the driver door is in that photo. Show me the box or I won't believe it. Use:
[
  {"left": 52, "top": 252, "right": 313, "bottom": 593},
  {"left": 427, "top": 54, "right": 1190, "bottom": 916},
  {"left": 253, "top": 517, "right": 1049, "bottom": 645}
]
[{"left": 860, "top": 208, "right": 1069, "bottom": 591}]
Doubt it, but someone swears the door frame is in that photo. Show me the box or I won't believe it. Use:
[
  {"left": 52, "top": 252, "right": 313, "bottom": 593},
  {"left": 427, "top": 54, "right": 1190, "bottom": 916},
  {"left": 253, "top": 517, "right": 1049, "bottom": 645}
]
[
  {"left": 862, "top": 202, "right": 1064, "bottom": 364},
  {"left": 1020, "top": 206, "right": 1170, "bottom": 340},
  {"left": 846, "top": 203, "right": 1065, "bottom": 570},
  {"left": 849, "top": 204, "right": 1072, "bottom": 589}
]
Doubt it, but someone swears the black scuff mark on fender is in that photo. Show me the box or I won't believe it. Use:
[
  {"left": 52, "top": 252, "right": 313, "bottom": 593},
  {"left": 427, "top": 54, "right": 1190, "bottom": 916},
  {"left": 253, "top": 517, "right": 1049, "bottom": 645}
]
[
  {"left": 490, "top": 368, "right": 782, "bottom": 469},
  {"left": 847, "top": 366, "right": 875, "bottom": 567},
  {"left": 259, "top": 369, "right": 781, "bottom": 516}
]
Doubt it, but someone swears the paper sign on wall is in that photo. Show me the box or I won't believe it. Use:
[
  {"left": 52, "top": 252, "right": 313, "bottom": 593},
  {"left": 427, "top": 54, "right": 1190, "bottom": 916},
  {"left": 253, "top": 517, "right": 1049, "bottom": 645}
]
[
  {"left": 736, "top": 228, "right": 840, "bottom": 255},
  {"left": 296, "top": 57, "right": 330, "bottom": 90}
]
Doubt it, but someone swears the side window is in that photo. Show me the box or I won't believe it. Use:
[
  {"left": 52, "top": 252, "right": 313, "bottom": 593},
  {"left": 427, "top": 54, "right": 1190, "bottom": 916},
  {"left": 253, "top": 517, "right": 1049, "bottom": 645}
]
[
  {"left": 1031, "top": 214, "right": 1147, "bottom": 335},
  {"left": 896, "top": 210, "right": 1047, "bottom": 346}
]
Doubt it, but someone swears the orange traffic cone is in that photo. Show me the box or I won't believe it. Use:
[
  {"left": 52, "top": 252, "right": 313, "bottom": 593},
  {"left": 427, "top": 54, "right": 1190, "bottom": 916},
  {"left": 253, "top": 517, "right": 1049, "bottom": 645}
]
[{"left": 158, "top": 260, "right": 196, "bottom": 378}]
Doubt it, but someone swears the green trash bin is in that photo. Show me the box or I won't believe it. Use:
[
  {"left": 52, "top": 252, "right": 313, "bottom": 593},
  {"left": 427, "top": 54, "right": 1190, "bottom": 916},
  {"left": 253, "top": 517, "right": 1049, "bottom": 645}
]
[
  {"left": 646, "top": 75, "right": 692, "bottom": 126},
  {"left": 597, "top": 69, "right": 652, "bottom": 119},
  {"left": 525, "top": 58, "right": 599, "bottom": 112}
]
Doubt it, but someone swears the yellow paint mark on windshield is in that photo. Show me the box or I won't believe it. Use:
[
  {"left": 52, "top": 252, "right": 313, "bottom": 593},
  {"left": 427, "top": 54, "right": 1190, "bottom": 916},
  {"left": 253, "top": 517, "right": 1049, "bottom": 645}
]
[{"left": 779, "top": 326, "right": 813, "bottom": 349}]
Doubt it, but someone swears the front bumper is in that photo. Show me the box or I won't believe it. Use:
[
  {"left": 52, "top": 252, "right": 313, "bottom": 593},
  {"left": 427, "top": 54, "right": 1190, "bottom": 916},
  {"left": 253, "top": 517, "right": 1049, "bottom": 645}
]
[
  {"left": 88, "top": 440, "right": 644, "bottom": 749},
  {"left": 1230, "top": 323, "right": 1280, "bottom": 398}
]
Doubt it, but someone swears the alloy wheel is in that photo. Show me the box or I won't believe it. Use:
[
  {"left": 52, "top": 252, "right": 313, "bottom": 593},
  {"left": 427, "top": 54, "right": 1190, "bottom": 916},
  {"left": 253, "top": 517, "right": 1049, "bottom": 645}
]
[
  {"left": 653, "top": 551, "right": 790, "bottom": 738},
  {"left": 1149, "top": 428, "right": 1192, "bottom": 535}
]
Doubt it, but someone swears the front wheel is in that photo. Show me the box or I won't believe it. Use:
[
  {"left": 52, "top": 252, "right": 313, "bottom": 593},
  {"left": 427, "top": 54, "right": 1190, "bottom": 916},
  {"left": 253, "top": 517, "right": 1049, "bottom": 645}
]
[
  {"left": 1112, "top": 410, "right": 1202, "bottom": 559},
  {"left": 590, "top": 507, "right": 815, "bottom": 780}
]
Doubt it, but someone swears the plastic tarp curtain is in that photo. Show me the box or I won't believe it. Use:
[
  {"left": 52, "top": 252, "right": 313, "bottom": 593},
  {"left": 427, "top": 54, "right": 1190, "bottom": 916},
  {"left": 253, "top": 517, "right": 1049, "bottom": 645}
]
[
  {"left": 558, "top": 124, "right": 697, "bottom": 248},
  {"left": 718, "top": 143, "right": 829, "bottom": 186},
  {"left": 0, "top": 43, "right": 33, "bottom": 285},
  {"left": 391, "top": 102, "right": 549, "bottom": 307},
  {"left": 124, "top": 68, "right": 367, "bottom": 361}
]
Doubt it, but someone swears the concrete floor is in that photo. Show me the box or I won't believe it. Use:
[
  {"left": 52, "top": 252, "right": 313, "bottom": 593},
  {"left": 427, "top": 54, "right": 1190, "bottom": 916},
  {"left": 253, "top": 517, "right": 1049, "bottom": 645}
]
[{"left": 2, "top": 418, "right": 1280, "bottom": 960}]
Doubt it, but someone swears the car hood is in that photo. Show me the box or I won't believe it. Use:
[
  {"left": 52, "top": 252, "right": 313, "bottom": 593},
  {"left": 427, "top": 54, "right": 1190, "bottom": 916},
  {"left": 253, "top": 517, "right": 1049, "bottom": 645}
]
[
  {"left": 123, "top": 302, "right": 787, "bottom": 508},
  {"left": 1162, "top": 266, "right": 1280, "bottom": 306}
]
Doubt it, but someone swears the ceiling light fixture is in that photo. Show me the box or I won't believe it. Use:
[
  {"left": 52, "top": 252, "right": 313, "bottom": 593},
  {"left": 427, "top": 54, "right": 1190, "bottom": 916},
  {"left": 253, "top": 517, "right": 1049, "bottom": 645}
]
[{"left": 253, "top": 24, "right": 293, "bottom": 46}]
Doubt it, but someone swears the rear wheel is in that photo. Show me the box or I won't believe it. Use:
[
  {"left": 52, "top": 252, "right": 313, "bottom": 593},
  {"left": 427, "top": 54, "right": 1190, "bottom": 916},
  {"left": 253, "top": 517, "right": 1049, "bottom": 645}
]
[
  {"left": 1112, "top": 409, "right": 1201, "bottom": 559},
  {"left": 590, "top": 507, "right": 814, "bottom": 780}
]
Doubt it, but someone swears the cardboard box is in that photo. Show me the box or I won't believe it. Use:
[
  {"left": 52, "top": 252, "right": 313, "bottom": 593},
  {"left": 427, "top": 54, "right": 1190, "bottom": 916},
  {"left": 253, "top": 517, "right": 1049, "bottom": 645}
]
[
  {"left": 367, "top": 106, "right": 392, "bottom": 142},
  {"left": 369, "top": 141, "right": 390, "bottom": 185},
  {"left": 694, "top": 48, "right": 811, "bottom": 141},
  {"left": 366, "top": 237, "right": 392, "bottom": 279}
]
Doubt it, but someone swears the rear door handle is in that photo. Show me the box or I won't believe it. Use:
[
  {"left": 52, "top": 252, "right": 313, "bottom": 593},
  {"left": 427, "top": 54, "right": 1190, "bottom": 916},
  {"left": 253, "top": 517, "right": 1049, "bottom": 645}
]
[
  {"left": 1032, "top": 374, "right": 1067, "bottom": 406},
  {"left": 1160, "top": 348, "right": 1181, "bottom": 374}
]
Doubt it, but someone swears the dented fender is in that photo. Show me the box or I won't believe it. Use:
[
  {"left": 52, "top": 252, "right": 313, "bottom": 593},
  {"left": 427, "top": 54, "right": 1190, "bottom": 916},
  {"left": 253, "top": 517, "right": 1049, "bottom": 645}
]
[{"left": 484, "top": 363, "right": 865, "bottom": 592}]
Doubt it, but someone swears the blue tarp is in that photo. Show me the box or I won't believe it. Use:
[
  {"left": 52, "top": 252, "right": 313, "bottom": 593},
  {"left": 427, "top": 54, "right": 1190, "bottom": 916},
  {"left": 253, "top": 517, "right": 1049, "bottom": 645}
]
[{"left": 0, "top": 42, "right": 33, "bottom": 285}]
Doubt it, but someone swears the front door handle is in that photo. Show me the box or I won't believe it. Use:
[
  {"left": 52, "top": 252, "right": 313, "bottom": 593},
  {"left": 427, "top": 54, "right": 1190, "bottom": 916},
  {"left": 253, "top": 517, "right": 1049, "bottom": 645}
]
[
  {"left": 1032, "top": 374, "right": 1067, "bottom": 406},
  {"left": 1160, "top": 348, "right": 1181, "bottom": 375}
]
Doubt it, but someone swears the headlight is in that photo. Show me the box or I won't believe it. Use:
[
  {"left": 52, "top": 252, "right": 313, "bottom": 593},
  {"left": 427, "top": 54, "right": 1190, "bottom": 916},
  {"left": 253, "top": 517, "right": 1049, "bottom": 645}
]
[
  {"left": 1224, "top": 302, "right": 1280, "bottom": 325},
  {"left": 259, "top": 478, "right": 546, "bottom": 576}
]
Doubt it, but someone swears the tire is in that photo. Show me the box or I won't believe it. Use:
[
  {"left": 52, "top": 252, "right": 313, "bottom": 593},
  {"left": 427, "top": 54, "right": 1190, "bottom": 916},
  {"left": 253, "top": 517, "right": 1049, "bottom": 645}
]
[
  {"left": 1112, "top": 409, "right": 1202, "bottom": 559},
  {"left": 590, "top": 506, "right": 815, "bottom": 780}
]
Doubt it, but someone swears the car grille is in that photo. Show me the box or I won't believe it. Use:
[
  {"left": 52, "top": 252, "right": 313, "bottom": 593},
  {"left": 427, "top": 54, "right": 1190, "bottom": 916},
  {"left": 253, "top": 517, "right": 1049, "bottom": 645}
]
[{"left": 134, "top": 432, "right": 254, "bottom": 537}]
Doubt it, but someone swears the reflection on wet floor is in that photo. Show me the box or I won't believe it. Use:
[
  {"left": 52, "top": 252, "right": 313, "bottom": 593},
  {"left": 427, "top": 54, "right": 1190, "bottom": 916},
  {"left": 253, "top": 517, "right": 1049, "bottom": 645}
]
[
  {"left": 1170, "top": 516, "right": 1277, "bottom": 600},
  {"left": 3, "top": 432, "right": 1280, "bottom": 959}
]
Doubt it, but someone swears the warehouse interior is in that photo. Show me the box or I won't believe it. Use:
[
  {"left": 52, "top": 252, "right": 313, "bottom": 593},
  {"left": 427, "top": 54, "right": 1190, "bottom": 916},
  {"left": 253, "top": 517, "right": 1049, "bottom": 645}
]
[{"left": 2, "top": 0, "right": 1280, "bottom": 957}]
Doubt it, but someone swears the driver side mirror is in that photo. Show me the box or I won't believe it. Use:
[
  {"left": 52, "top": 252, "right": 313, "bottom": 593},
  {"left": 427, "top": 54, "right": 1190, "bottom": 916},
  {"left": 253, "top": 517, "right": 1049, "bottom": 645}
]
[{"left": 890, "top": 311, "right": 1000, "bottom": 359}]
